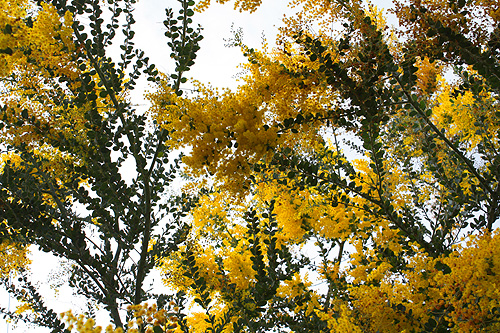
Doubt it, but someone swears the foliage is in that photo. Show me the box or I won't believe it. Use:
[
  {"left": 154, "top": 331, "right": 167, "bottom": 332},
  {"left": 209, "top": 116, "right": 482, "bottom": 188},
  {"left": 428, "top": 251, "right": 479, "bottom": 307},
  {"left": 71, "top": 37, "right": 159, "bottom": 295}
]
[
  {"left": 0, "top": 0, "right": 201, "bottom": 330},
  {"left": 1, "top": 0, "right": 500, "bottom": 332},
  {"left": 149, "top": 0, "right": 500, "bottom": 332}
]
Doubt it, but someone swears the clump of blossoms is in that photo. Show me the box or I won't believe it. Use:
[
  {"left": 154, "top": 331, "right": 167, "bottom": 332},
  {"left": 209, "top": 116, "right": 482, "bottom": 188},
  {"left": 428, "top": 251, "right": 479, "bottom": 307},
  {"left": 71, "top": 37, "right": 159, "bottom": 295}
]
[
  {"left": 127, "top": 303, "right": 180, "bottom": 333},
  {"left": 0, "top": 238, "right": 30, "bottom": 278},
  {"left": 61, "top": 303, "right": 180, "bottom": 333},
  {"left": 60, "top": 311, "right": 121, "bottom": 333}
]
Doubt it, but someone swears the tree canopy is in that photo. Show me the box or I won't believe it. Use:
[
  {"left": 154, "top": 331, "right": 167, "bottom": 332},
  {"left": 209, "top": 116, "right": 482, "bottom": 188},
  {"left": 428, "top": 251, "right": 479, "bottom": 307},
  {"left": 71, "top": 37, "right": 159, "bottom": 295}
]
[{"left": 1, "top": 0, "right": 500, "bottom": 332}]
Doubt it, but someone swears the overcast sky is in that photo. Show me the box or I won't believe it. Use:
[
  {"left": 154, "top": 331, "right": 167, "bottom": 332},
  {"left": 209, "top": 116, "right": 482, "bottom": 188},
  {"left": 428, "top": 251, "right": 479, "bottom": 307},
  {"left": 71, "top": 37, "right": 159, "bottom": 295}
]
[{"left": 134, "top": 1, "right": 291, "bottom": 90}]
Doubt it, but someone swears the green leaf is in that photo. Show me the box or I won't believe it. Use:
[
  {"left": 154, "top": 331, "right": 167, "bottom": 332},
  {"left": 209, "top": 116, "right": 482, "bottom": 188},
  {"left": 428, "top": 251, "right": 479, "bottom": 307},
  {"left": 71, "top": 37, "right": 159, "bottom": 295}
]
[
  {"left": 4, "top": 24, "right": 12, "bottom": 34},
  {"left": 434, "top": 261, "right": 451, "bottom": 274},
  {"left": 0, "top": 47, "right": 13, "bottom": 55}
]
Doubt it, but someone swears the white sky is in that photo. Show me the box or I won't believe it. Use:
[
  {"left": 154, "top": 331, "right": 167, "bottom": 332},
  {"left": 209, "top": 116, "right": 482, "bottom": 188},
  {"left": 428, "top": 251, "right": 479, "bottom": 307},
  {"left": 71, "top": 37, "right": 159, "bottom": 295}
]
[{"left": 134, "top": 0, "right": 292, "bottom": 89}]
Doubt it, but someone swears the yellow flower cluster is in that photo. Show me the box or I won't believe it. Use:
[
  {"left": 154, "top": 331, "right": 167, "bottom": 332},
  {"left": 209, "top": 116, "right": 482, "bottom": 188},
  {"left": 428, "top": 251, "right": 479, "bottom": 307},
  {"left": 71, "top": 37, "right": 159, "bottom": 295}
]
[
  {"left": 61, "top": 311, "right": 122, "bottom": 333},
  {"left": 432, "top": 74, "right": 499, "bottom": 150},
  {"left": 276, "top": 273, "right": 320, "bottom": 316},
  {"left": 415, "top": 57, "right": 442, "bottom": 96},
  {"left": 14, "top": 302, "right": 34, "bottom": 315},
  {"left": 315, "top": 304, "right": 363, "bottom": 333},
  {"left": 160, "top": 234, "right": 257, "bottom": 298},
  {"left": 0, "top": 1, "right": 95, "bottom": 173},
  {"left": 127, "top": 303, "right": 180, "bottom": 333},
  {"left": 195, "top": 0, "right": 263, "bottom": 13},
  {"left": 0, "top": 238, "right": 30, "bottom": 278},
  {"left": 148, "top": 43, "right": 332, "bottom": 194},
  {"left": 345, "top": 230, "right": 500, "bottom": 332},
  {"left": 221, "top": 241, "right": 255, "bottom": 290},
  {"left": 254, "top": 169, "right": 355, "bottom": 243},
  {"left": 0, "top": 0, "right": 77, "bottom": 78},
  {"left": 27, "top": 2, "right": 77, "bottom": 78},
  {"left": 184, "top": 304, "right": 235, "bottom": 333},
  {"left": 61, "top": 303, "right": 180, "bottom": 333},
  {"left": 0, "top": 0, "right": 30, "bottom": 76},
  {"left": 436, "top": 231, "right": 500, "bottom": 332},
  {"left": 160, "top": 241, "right": 223, "bottom": 295}
]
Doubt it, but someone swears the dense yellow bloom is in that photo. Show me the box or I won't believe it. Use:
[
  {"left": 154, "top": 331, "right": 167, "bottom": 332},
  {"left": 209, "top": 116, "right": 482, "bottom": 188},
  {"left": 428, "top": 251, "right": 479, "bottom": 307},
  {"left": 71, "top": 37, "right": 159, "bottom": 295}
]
[
  {"left": 345, "top": 231, "right": 500, "bottom": 332},
  {"left": 61, "top": 311, "right": 117, "bottom": 333},
  {"left": 149, "top": 44, "right": 333, "bottom": 193},
  {"left": 0, "top": 239, "right": 30, "bottom": 278},
  {"left": 432, "top": 76, "right": 499, "bottom": 149},
  {"left": 316, "top": 304, "right": 364, "bottom": 333},
  {"left": 62, "top": 303, "right": 181, "bottom": 333},
  {"left": 276, "top": 272, "right": 321, "bottom": 315},
  {"left": 0, "top": 0, "right": 76, "bottom": 78}
]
